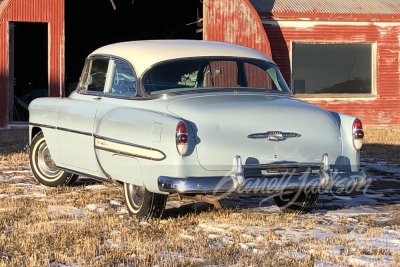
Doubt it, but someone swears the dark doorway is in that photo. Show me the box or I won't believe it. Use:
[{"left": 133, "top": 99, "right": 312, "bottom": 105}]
[
  {"left": 65, "top": 0, "right": 203, "bottom": 95},
  {"left": 9, "top": 22, "right": 48, "bottom": 122}
]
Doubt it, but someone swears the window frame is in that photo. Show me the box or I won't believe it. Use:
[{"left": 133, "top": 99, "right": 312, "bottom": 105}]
[
  {"left": 290, "top": 41, "right": 378, "bottom": 99},
  {"left": 141, "top": 56, "right": 292, "bottom": 96},
  {"left": 77, "top": 55, "right": 111, "bottom": 96},
  {"left": 104, "top": 56, "right": 138, "bottom": 100}
]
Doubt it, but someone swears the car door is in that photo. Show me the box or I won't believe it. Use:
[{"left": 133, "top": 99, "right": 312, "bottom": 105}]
[
  {"left": 57, "top": 56, "right": 111, "bottom": 175},
  {"left": 92, "top": 58, "right": 144, "bottom": 184}
]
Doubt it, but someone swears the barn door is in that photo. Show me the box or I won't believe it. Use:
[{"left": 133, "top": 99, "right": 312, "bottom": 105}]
[{"left": 8, "top": 22, "right": 48, "bottom": 122}]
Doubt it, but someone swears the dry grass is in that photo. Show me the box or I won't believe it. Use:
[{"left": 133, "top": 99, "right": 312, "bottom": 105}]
[{"left": 0, "top": 128, "right": 400, "bottom": 266}]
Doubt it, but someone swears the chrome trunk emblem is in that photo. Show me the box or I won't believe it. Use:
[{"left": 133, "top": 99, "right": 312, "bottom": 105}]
[{"left": 247, "top": 131, "right": 301, "bottom": 141}]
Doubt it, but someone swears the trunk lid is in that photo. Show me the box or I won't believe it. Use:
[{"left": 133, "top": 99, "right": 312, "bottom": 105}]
[{"left": 167, "top": 93, "right": 342, "bottom": 171}]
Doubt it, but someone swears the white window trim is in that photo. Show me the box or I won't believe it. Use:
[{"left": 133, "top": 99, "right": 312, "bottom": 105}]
[{"left": 290, "top": 41, "right": 378, "bottom": 99}]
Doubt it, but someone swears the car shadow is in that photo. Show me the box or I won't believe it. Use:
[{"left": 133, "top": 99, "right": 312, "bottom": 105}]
[
  {"left": 162, "top": 194, "right": 279, "bottom": 219},
  {"left": 71, "top": 177, "right": 109, "bottom": 187}
]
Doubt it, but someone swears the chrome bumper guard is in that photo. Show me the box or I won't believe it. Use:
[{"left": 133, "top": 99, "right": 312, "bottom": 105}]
[{"left": 157, "top": 154, "right": 367, "bottom": 195}]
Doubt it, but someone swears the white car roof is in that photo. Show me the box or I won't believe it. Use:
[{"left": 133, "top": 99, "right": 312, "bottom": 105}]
[{"left": 91, "top": 40, "right": 274, "bottom": 77}]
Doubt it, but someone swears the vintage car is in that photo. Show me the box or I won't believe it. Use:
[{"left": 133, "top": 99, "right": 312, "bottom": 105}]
[{"left": 29, "top": 40, "right": 366, "bottom": 218}]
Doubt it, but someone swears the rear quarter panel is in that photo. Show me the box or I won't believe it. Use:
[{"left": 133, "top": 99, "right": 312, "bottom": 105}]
[
  {"left": 330, "top": 112, "right": 360, "bottom": 172},
  {"left": 94, "top": 104, "right": 210, "bottom": 193}
]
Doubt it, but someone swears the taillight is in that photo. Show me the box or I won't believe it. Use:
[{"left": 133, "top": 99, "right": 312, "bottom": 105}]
[
  {"left": 176, "top": 122, "right": 188, "bottom": 155},
  {"left": 353, "top": 118, "right": 364, "bottom": 149}
]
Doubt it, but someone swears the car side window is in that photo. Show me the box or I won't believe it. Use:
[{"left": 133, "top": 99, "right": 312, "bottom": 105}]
[
  {"left": 86, "top": 58, "right": 110, "bottom": 92},
  {"left": 109, "top": 60, "right": 137, "bottom": 97}
]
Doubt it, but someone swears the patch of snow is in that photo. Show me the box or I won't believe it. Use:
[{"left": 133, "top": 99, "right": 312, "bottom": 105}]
[
  {"left": 2, "top": 170, "right": 30, "bottom": 174},
  {"left": 49, "top": 262, "right": 79, "bottom": 267},
  {"left": 238, "top": 242, "right": 255, "bottom": 249},
  {"left": 155, "top": 251, "right": 206, "bottom": 264},
  {"left": 373, "top": 217, "right": 395, "bottom": 222},
  {"left": 314, "top": 261, "right": 343, "bottom": 267},
  {"left": 207, "top": 234, "right": 234, "bottom": 244},
  {"left": 105, "top": 239, "right": 126, "bottom": 249},
  {"left": 346, "top": 255, "right": 393, "bottom": 267},
  {"left": 84, "top": 184, "right": 110, "bottom": 190},
  {"left": 326, "top": 207, "right": 399, "bottom": 217},
  {"left": 110, "top": 230, "right": 120, "bottom": 236},
  {"left": 139, "top": 221, "right": 149, "bottom": 226},
  {"left": 110, "top": 199, "right": 123, "bottom": 208},
  {"left": 86, "top": 203, "right": 108, "bottom": 213},
  {"left": 117, "top": 207, "right": 129, "bottom": 215},
  {"left": 0, "top": 194, "right": 15, "bottom": 199},
  {"left": 49, "top": 205, "right": 87, "bottom": 217}
]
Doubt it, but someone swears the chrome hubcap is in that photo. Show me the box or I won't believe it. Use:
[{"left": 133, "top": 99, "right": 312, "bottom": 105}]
[
  {"left": 37, "top": 142, "right": 60, "bottom": 177},
  {"left": 128, "top": 184, "right": 145, "bottom": 209}
]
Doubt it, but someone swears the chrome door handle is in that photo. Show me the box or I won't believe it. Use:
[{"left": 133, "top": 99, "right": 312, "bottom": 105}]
[{"left": 93, "top": 97, "right": 102, "bottom": 101}]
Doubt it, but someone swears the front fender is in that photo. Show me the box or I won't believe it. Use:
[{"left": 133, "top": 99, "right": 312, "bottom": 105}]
[{"left": 28, "top": 97, "right": 61, "bottom": 164}]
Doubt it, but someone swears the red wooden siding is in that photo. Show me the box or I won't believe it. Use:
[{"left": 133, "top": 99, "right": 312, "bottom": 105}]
[
  {"left": 204, "top": 0, "right": 272, "bottom": 58},
  {"left": 0, "top": 0, "right": 64, "bottom": 128},
  {"left": 264, "top": 21, "right": 400, "bottom": 125}
]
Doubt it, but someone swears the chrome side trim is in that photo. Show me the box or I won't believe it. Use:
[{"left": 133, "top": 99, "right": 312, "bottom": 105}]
[
  {"left": 58, "top": 167, "right": 115, "bottom": 185},
  {"left": 57, "top": 127, "right": 92, "bottom": 136},
  {"left": 29, "top": 123, "right": 166, "bottom": 162},
  {"left": 29, "top": 123, "right": 92, "bottom": 136},
  {"left": 29, "top": 122, "right": 56, "bottom": 130},
  {"left": 94, "top": 135, "right": 166, "bottom": 161}
]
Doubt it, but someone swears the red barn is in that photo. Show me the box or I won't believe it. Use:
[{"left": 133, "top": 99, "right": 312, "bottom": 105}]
[
  {"left": 204, "top": 0, "right": 400, "bottom": 125},
  {"left": 1, "top": 0, "right": 400, "bottom": 128}
]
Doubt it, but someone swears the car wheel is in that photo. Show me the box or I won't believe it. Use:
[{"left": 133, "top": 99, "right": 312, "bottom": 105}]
[
  {"left": 30, "top": 132, "right": 78, "bottom": 187},
  {"left": 273, "top": 191, "right": 319, "bottom": 214},
  {"left": 123, "top": 183, "right": 167, "bottom": 219}
]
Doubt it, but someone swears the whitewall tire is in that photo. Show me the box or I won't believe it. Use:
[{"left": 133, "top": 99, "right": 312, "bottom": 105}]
[
  {"left": 29, "top": 132, "right": 78, "bottom": 187},
  {"left": 123, "top": 182, "right": 167, "bottom": 219}
]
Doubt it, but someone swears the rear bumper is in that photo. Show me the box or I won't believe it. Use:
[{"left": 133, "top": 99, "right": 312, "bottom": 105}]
[{"left": 157, "top": 154, "right": 366, "bottom": 196}]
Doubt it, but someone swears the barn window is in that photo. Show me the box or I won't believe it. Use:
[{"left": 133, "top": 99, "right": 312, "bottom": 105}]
[{"left": 292, "top": 43, "right": 375, "bottom": 96}]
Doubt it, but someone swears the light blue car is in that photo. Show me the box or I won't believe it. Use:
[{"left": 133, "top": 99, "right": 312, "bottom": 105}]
[{"left": 29, "top": 40, "right": 366, "bottom": 218}]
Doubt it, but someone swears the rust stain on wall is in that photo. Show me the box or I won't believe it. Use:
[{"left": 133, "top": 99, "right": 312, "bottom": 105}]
[{"left": 204, "top": 0, "right": 272, "bottom": 58}]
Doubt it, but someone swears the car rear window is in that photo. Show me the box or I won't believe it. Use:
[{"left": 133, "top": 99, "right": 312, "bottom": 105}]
[{"left": 142, "top": 57, "right": 291, "bottom": 95}]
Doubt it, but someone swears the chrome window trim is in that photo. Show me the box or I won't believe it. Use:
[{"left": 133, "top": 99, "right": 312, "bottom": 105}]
[
  {"left": 77, "top": 55, "right": 111, "bottom": 95},
  {"left": 77, "top": 89, "right": 104, "bottom": 97},
  {"left": 106, "top": 57, "right": 138, "bottom": 98},
  {"left": 140, "top": 56, "right": 289, "bottom": 97}
]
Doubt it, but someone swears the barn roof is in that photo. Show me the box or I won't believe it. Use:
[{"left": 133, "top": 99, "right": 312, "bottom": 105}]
[
  {"left": 250, "top": 0, "right": 400, "bottom": 21},
  {"left": 250, "top": 0, "right": 400, "bottom": 15}
]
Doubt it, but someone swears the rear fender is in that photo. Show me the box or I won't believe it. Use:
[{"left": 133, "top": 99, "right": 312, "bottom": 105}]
[
  {"left": 330, "top": 112, "right": 360, "bottom": 172},
  {"left": 94, "top": 107, "right": 199, "bottom": 191}
]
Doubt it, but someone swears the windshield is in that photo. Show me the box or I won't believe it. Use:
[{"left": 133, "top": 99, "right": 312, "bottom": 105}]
[{"left": 142, "top": 57, "right": 291, "bottom": 95}]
